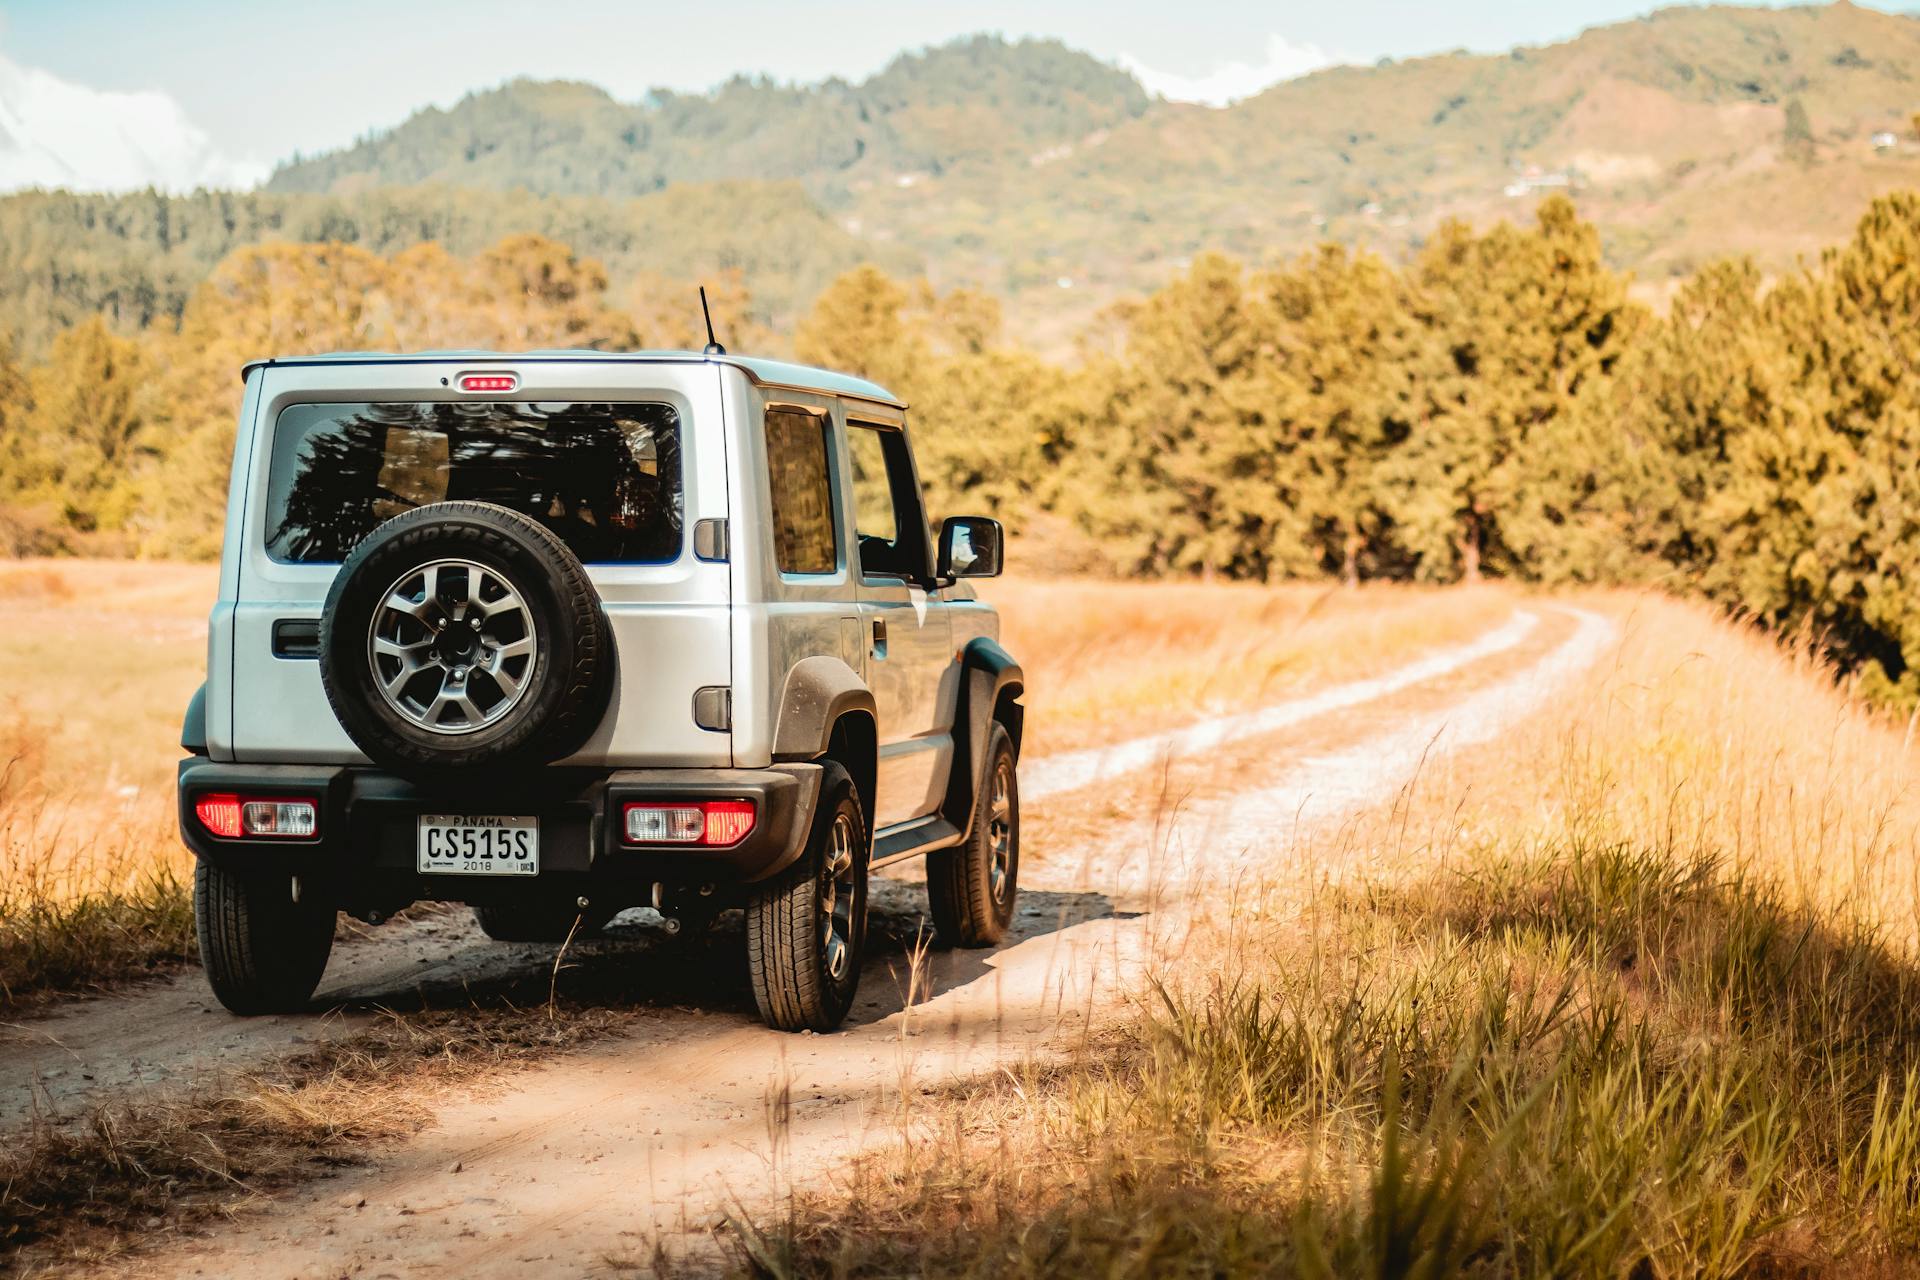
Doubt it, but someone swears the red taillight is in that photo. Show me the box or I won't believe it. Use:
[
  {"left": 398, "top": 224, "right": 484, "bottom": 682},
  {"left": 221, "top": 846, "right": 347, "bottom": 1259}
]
[
  {"left": 194, "top": 792, "right": 318, "bottom": 840},
  {"left": 703, "top": 801, "right": 756, "bottom": 846},
  {"left": 457, "top": 373, "right": 517, "bottom": 393},
  {"left": 194, "top": 793, "right": 243, "bottom": 839},
  {"left": 622, "top": 799, "right": 757, "bottom": 847}
]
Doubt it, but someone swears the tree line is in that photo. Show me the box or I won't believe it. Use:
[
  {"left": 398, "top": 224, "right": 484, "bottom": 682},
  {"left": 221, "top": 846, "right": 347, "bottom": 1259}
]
[
  {"left": 0, "top": 183, "right": 904, "bottom": 360},
  {"left": 5, "top": 192, "right": 1920, "bottom": 698},
  {"left": 819, "top": 192, "right": 1920, "bottom": 704}
]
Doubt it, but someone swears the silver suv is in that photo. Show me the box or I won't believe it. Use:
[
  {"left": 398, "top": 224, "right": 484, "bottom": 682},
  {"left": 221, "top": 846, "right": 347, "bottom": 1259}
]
[{"left": 177, "top": 351, "right": 1023, "bottom": 1032}]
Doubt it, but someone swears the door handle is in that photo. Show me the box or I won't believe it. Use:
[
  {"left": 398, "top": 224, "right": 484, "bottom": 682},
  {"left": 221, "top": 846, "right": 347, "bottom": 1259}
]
[{"left": 871, "top": 617, "right": 888, "bottom": 652}]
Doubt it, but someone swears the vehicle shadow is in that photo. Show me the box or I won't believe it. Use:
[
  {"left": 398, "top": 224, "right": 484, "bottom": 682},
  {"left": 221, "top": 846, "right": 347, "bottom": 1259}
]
[{"left": 317, "top": 876, "right": 1135, "bottom": 1030}]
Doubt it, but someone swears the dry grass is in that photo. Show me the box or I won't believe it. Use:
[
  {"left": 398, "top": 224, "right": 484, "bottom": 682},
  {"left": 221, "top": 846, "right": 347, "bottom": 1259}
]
[
  {"left": 982, "top": 576, "right": 1517, "bottom": 755},
  {"left": 746, "top": 593, "right": 1920, "bottom": 1277},
  {"left": 0, "top": 560, "right": 213, "bottom": 1008}
]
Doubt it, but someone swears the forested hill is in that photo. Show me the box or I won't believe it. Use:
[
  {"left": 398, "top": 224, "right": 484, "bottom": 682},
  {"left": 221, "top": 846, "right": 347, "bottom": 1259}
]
[
  {"left": 266, "top": 37, "right": 1152, "bottom": 198},
  {"left": 0, "top": 181, "right": 915, "bottom": 360},
  {"left": 12, "top": 3, "right": 1920, "bottom": 359},
  {"left": 262, "top": 3, "right": 1920, "bottom": 327}
]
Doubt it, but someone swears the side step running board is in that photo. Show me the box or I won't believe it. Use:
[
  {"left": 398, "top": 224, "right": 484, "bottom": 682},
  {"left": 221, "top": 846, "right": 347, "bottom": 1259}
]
[{"left": 871, "top": 817, "right": 964, "bottom": 868}]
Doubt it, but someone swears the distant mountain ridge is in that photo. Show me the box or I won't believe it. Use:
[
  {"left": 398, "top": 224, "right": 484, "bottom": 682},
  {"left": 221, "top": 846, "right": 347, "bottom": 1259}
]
[
  {"left": 268, "top": 38, "right": 1151, "bottom": 199},
  {"left": 261, "top": 4, "right": 1920, "bottom": 337},
  {"left": 9, "top": 4, "right": 1920, "bottom": 359}
]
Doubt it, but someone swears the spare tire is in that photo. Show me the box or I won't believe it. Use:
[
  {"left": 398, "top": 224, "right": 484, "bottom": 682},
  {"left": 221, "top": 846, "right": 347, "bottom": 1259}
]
[{"left": 319, "top": 501, "right": 614, "bottom": 777}]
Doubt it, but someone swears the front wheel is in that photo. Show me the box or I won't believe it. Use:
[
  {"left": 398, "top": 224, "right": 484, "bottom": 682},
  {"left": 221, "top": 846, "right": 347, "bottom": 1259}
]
[
  {"left": 927, "top": 721, "right": 1019, "bottom": 947},
  {"left": 746, "top": 762, "right": 869, "bottom": 1032},
  {"left": 194, "top": 862, "right": 337, "bottom": 1015}
]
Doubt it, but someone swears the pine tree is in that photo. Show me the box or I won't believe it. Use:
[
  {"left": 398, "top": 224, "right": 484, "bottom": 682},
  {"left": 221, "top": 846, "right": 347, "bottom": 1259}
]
[
  {"left": 0, "top": 337, "right": 33, "bottom": 496},
  {"left": 1071, "top": 253, "right": 1286, "bottom": 577},
  {"left": 1799, "top": 192, "right": 1920, "bottom": 693},
  {"left": 19, "top": 318, "right": 148, "bottom": 534},
  {"left": 1381, "top": 197, "right": 1637, "bottom": 582},
  {"left": 1260, "top": 244, "right": 1404, "bottom": 583},
  {"left": 470, "top": 234, "right": 640, "bottom": 350},
  {"left": 794, "top": 265, "right": 924, "bottom": 388}
]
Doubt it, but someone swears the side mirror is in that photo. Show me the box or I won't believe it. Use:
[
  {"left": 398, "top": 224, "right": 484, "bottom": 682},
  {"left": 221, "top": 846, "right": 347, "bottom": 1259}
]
[{"left": 936, "top": 516, "right": 1004, "bottom": 579}]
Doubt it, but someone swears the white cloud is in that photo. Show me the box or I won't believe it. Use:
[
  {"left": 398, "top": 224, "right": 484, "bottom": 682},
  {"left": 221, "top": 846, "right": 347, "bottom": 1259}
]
[
  {"left": 0, "top": 50, "right": 265, "bottom": 193},
  {"left": 1117, "top": 35, "right": 1337, "bottom": 108}
]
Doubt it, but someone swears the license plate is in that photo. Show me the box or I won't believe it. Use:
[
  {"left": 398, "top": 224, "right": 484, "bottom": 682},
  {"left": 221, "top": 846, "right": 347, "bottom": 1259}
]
[{"left": 417, "top": 814, "right": 539, "bottom": 876}]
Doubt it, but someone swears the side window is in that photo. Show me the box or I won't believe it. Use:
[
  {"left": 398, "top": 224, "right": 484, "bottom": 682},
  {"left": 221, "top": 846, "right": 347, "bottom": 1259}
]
[
  {"left": 764, "top": 407, "right": 837, "bottom": 574},
  {"left": 847, "top": 422, "right": 928, "bottom": 581}
]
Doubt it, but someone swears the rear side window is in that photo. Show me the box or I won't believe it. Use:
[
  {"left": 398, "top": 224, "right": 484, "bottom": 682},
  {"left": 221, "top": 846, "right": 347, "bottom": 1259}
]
[
  {"left": 264, "top": 401, "right": 682, "bottom": 564},
  {"left": 763, "top": 407, "right": 837, "bottom": 574}
]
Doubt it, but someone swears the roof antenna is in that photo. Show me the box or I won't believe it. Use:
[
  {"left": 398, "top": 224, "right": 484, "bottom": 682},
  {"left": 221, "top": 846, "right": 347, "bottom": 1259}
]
[{"left": 698, "top": 286, "right": 726, "bottom": 356}]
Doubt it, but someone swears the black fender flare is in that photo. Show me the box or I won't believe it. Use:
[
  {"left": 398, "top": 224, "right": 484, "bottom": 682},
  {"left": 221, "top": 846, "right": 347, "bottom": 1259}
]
[
  {"left": 182, "top": 683, "right": 209, "bottom": 755},
  {"left": 771, "top": 656, "right": 877, "bottom": 761},
  {"left": 940, "top": 638, "right": 1025, "bottom": 842}
]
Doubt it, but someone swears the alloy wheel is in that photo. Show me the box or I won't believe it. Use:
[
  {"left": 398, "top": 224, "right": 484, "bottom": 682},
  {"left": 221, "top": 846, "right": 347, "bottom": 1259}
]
[
  {"left": 367, "top": 558, "right": 538, "bottom": 734},
  {"left": 819, "top": 812, "right": 858, "bottom": 982},
  {"left": 988, "top": 757, "right": 1015, "bottom": 905}
]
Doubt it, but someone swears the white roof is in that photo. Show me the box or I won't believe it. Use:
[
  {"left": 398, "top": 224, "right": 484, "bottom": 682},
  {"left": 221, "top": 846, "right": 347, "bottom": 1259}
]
[{"left": 238, "top": 349, "right": 905, "bottom": 409}]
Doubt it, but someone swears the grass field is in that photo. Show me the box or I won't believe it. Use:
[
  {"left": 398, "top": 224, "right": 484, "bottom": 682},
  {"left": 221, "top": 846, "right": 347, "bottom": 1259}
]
[
  {"left": 0, "top": 561, "right": 212, "bottom": 1005},
  {"left": 753, "top": 595, "right": 1920, "bottom": 1277},
  {"left": 0, "top": 560, "right": 1510, "bottom": 1009}
]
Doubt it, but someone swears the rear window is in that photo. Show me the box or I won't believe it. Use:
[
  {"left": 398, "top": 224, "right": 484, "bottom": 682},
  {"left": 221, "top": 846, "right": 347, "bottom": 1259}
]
[{"left": 264, "top": 401, "right": 683, "bottom": 564}]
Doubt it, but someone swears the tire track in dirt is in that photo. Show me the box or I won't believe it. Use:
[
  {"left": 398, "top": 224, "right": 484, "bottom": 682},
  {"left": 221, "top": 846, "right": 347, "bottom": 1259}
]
[
  {"left": 1021, "top": 607, "right": 1539, "bottom": 797},
  {"left": 107, "top": 604, "right": 1618, "bottom": 1279},
  {"left": 0, "top": 913, "right": 558, "bottom": 1128}
]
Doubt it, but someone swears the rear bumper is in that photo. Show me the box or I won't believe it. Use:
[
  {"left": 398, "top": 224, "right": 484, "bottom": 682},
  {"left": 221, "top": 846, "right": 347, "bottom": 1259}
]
[{"left": 176, "top": 758, "right": 822, "bottom": 907}]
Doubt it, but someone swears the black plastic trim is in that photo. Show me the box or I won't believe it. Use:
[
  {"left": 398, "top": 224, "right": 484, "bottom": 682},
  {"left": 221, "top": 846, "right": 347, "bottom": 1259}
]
[
  {"left": 272, "top": 618, "right": 320, "bottom": 659},
  {"left": 939, "top": 638, "right": 1025, "bottom": 844},
  {"left": 176, "top": 760, "right": 825, "bottom": 902},
  {"left": 771, "top": 657, "right": 877, "bottom": 760},
  {"left": 181, "top": 683, "right": 209, "bottom": 755}
]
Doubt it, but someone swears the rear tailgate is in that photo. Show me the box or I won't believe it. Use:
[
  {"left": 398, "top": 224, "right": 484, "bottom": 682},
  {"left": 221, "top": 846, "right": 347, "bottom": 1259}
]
[{"left": 227, "top": 358, "right": 731, "bottom": 768}]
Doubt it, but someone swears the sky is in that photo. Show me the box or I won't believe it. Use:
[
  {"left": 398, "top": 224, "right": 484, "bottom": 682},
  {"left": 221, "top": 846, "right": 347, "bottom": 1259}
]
[{"left": 0, "top": 0, "right": 1915, "bottom": 193}]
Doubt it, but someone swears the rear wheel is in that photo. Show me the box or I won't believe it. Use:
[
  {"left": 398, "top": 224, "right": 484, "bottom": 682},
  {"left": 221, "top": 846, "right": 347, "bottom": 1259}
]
[
  {"left": 746, "top": 762, "right": 868, "bottom": 1032},
  {"left": 928, "top": 721, "right": 1019, "bottom": 947},
  {"left": 195, "top": 862, "right": 337, "bottom": 1015}
]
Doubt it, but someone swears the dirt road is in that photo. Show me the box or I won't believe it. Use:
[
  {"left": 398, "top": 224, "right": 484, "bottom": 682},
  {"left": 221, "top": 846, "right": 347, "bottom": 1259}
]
[{"left": 3, "top": 602, "right": 1615, "bottom": 1276}]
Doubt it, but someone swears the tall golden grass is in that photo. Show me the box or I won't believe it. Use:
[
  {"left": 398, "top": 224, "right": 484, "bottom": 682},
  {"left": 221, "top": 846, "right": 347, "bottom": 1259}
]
[
  {"left": 0, "top": 560, "right": 211, "bottom": 1005},
  {"left": 754, "top": 594, "right": 1920, "bottom": 1276}
]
